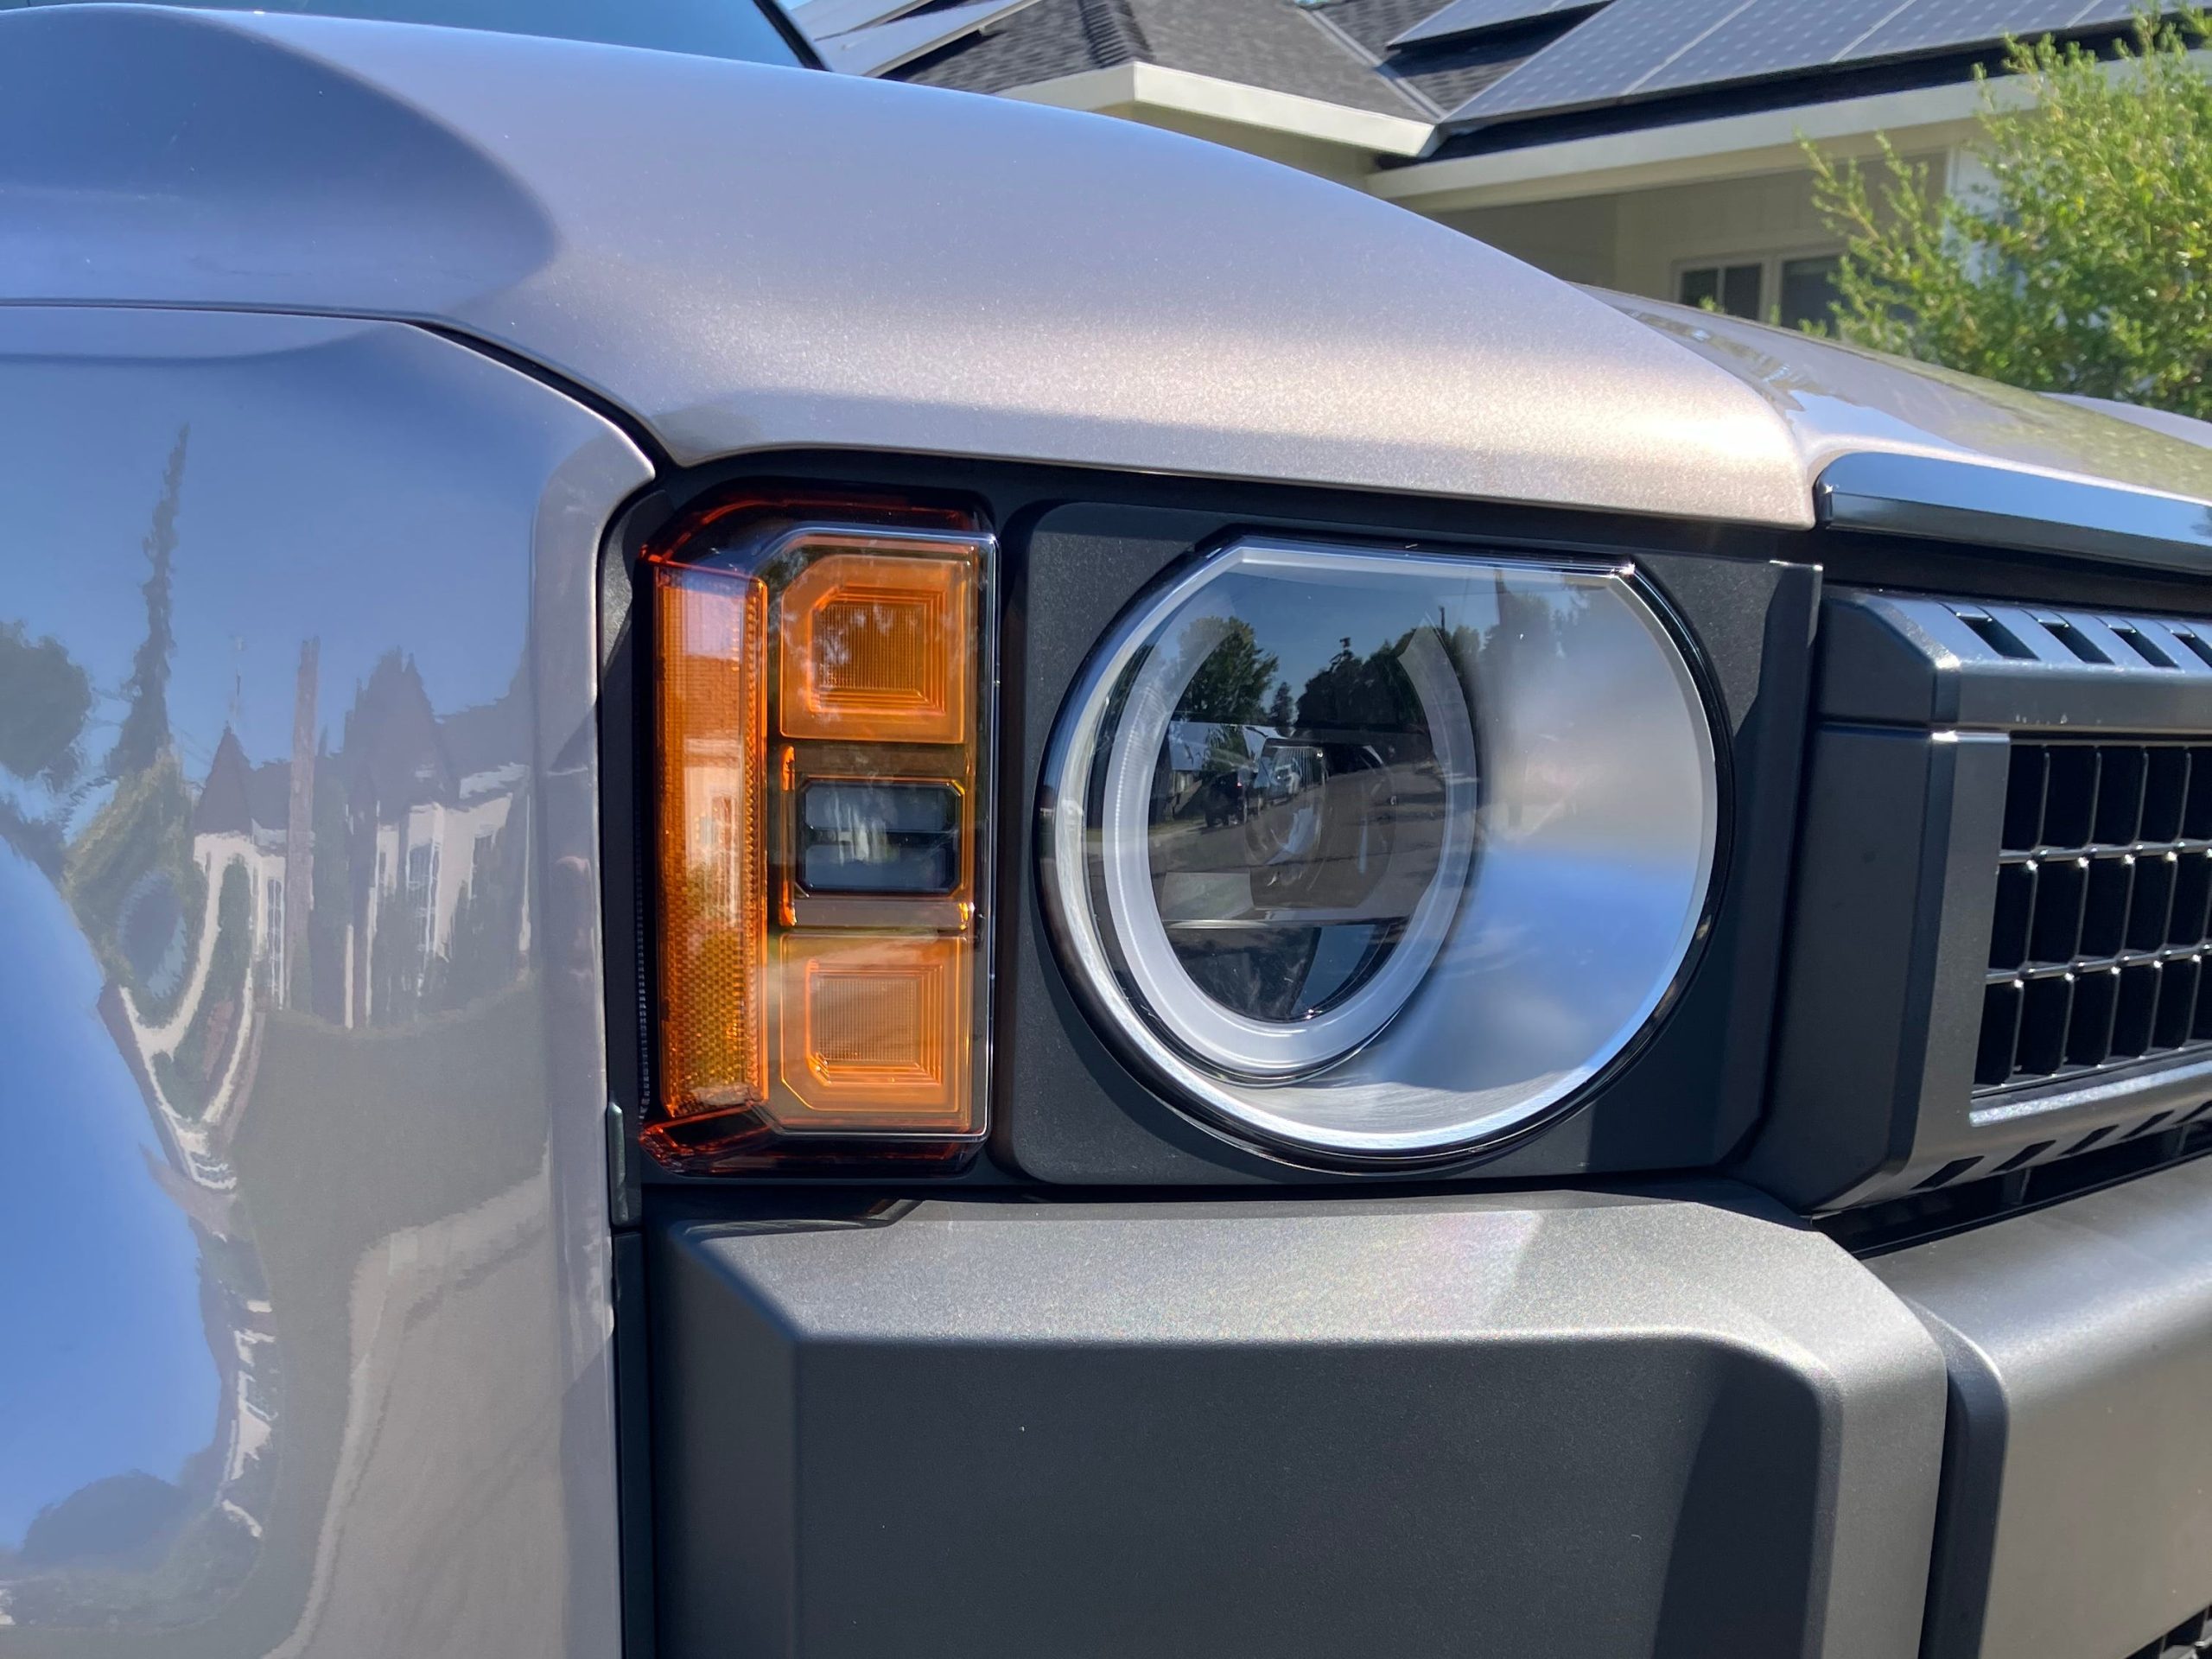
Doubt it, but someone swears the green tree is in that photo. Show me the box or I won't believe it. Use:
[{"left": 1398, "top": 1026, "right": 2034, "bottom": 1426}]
[
  {"left": 1808, "top": 8, "right": 2212, "bottom": 416},
  {"left": 1174, "top": 617, "right": 1279, "bottom": 724},
  {"left": 0, "top": 620, "right": 92, "bottom": 874},
  {"left": 106, "top": 427, "right": 188, "bottom": 779},
  {"left": 0, "top": 621, "right": 91, "bottom": 790}
]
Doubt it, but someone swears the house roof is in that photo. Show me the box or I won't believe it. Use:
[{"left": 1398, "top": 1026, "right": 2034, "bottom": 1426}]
[
  {"left": 192, "top": 728, "right": 257, "bottom": 838},
  {"left": 187, "top": 656, "right": 530, "bottom": 842},
  {"left": 899, "top": 0, "right": 1437, "bottom": 118},
  {"left": 830, "top": 0, "right": 2167, "bottom": 151}
]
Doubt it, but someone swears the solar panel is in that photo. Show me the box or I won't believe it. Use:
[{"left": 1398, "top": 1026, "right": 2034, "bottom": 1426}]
[
  {"left": 1853, "top": 0, "right": 2131, "bottom": 59},
  {"left": 1635, "top": 0, "right": 1917, "bottom": 96},
  {"left": 1388, "top": 0, "right": 1609, "bottom": 51},
  {"left": 788, "top": 0, "right": 933, "bottom": 41},
  {"left": 815, "top": 0, "right": 1042, "bottom": 74},
  {"left": 1452, "top": 0, "right": 2145, "bottom": 124},
  {"left": 1446, "top": 0, "right": 1752, "bottom": 122}
]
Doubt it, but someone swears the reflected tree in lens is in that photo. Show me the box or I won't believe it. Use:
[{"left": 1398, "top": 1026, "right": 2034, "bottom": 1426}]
[
  {"left": 1151, "top": 599, "right": 1472, "bottom": 1027},
  {"left": 1173, "top": 615, "right": 1277, "bottom": 724}
]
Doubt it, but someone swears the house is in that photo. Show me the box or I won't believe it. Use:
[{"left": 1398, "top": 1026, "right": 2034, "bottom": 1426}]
[{"left": 789, "top": 0, "right": 2174, "bottom": 323}]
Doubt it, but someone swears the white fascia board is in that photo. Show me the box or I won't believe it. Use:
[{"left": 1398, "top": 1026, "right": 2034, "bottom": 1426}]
[
  {"left": 1376, "top": 49, "right": 2212, "bottom": 212},
  {"left": 1372, "top": 80, "right": 1991, "bottom": 211},
  {"left": 1002, "top": 62, "right": 1436, "bottom": 158}
]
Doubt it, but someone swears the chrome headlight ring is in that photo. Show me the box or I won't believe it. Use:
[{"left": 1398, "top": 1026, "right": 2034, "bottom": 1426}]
[{"left": 1037, "top": 535, "right": 1722, "bottom": 1167}]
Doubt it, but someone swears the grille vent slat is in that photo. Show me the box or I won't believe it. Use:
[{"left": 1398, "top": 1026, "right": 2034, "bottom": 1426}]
[
  {"left": 1980, "top": 737, "right": 2212, "bottom": 1092},
  {"left": 2123, "top": 1603, "right": 2211, "bottom": 1659}
]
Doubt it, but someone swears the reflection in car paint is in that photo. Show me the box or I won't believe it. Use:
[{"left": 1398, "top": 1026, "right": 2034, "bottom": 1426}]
[{"left": 0, "top": 426, "right": 536, "bottom": 1632}]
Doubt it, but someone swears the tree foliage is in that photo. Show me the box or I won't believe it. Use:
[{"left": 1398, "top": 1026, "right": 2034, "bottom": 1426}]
[
  {"left": 106, "top": 427, "right": 188, "bottom": 779},
  {"left": 1174, "top": 617, "right": 1279, "bottom": 725},
  {"left": 1808, "top": 8, "right": 2212, "bottom": 416},
  {"left": 0, "top": 620, "right": 91, "bottom": 791}
]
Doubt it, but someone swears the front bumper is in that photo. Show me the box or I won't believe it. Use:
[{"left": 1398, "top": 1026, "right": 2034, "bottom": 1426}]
[
  {"left": 649, "top": 1166, "right": 2212, "bottom": 1659},
  {"left": 1877, "top": 1153, "right": 2212, "bottom": 1659},
  {"left": 651, "top": 1187, "right": 1947, "bottom": 1659}
]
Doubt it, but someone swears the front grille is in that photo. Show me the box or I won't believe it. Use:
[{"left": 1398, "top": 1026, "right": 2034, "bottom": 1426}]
[
  {"left": 1767, "top": 588, "right": 2212, "bottom": 1211},
  {"left": 1979, "top": 740, "right": 2212, "bottom": 1091},
  {"left": 2126, "top": 1605, "right": 2210, "bottom": 1659}
]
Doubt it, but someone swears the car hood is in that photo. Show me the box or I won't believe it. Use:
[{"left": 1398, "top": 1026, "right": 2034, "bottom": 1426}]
[
  {"left": 0, "top": 4, "right": 1796, "bottom": 524},
  {"left": 3, "top": 4, "right": 2206, "bottom": 543},
  {"left": 1603, "top": 293, "right": 2212, "bottom": 506}
]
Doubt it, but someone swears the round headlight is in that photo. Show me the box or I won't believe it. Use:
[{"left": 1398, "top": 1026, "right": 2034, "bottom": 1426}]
[{"left": 1038, "top": 537, "right": 1720, "bottom": 1165}]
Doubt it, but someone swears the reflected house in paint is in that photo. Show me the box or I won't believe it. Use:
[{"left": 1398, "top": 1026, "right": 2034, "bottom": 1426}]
[
  {"left": 4, "top": 645, "right": 534, "bottom": 1630},
  {"left": 332, "top": 651, "right": 531, "bottom": 1028},
  {"left": 99, "top": 651, "right": 531, "bottom": 1197}
]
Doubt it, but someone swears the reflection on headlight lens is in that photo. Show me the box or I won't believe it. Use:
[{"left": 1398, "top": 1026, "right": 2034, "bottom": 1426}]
[{"left": 1039, "top": 537, "right": 1719, "bottom": 1164}]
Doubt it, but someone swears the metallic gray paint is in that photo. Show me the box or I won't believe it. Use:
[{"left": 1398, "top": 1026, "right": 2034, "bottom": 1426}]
[
  {"left": 0, "top": 5, "right": 1816, "bottom": 528},
  {"left": 1606, "top": 294, "right": 2212, "bottom": 556},
  {"left": 1876, "top": 1153, "right": 2212, "bottom": 1659},
  {"left": 2051, "top": 391, "right": 2212, "bottom": 451},
  {"left": 6, "top": 11, "right": 2203, "bottom": 554},
  {"left": 0, "top": 307, "right": 648, "bottom": 1654},
  {"left": 0, "top": 9, "right": 2202, "bottom": 1655},
  {"left": 655, "top": 1189, "right": 1949, "bottom": 1659}
]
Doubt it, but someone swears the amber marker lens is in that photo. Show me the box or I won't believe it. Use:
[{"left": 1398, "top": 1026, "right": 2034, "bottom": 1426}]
[
  {"left": 641, "top": 493, "right": 995, "bottom": 1174},
  {"left": 779, "top": 549, "right": 972, "bottom": 745},
  {"left": 773, "top": 933, "right": 969, "bottom": 1131},
  {"left": 653, "top": 563, "right": 770, "bottom": 1121}
]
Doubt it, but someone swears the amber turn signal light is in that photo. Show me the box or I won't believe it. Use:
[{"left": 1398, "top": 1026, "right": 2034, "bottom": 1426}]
[{"left": 642, "top": 493, "right": 993, "bottom": 1173}]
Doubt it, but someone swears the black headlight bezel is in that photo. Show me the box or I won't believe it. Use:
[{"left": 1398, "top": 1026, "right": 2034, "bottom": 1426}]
[
  {"left": 601, "top": 451, "right": 1819, "bottom": 1188},
  {"left": 1033, "top": 530, "right": 1729, "bottom": 1173}
]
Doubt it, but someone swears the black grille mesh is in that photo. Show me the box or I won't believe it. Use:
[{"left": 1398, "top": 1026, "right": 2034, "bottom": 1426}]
[
  {"left": 1979, "top": 741, "right": 2212, "bottom": 1091},
  {"left": 2125, "top": 1605, "right": 2210, "bottom": 1659}
]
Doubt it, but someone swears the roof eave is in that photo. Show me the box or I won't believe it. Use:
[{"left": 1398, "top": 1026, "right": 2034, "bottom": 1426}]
[
  {"left": 1001, "top": 62, "right": 1437, "bottom": 158},
  {"left": 1387, "top": 44, "right": 2212, "bottom": 212},
  {"left": 1372, "top": 76, "right": 1993, "bottom": 211}
]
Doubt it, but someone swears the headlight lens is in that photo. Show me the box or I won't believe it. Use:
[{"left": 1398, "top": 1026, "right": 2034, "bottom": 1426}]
[{"left": 1039, "top": 537, "right": 1719, "bottom": 1164}]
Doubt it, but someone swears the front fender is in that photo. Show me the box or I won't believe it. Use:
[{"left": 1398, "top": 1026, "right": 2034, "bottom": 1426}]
[{"left": 0, "top": 307, "right": 645, "bottom": 1657}]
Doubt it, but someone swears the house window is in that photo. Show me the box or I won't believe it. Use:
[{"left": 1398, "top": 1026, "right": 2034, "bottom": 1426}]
[
  {"left": 1779, "top": 254, "right": 1843, "bottom": 331},
  {"left": 1676, "top": 251, "right": 1844, "bottom": 331},
  {"left": 264, "top": 878, "right": 284, "bottom": 995},
  {"left": 1678, "top": 262, "right": 1763, "bottom": 319},
  {"left": 405, "top": 841, "right": 439, "bottom": 958}
]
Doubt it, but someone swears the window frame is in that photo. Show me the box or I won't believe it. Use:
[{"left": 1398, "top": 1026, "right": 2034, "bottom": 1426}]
[{"left": 1672, "top": 245, "right": 1845, "bottom": 329}]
